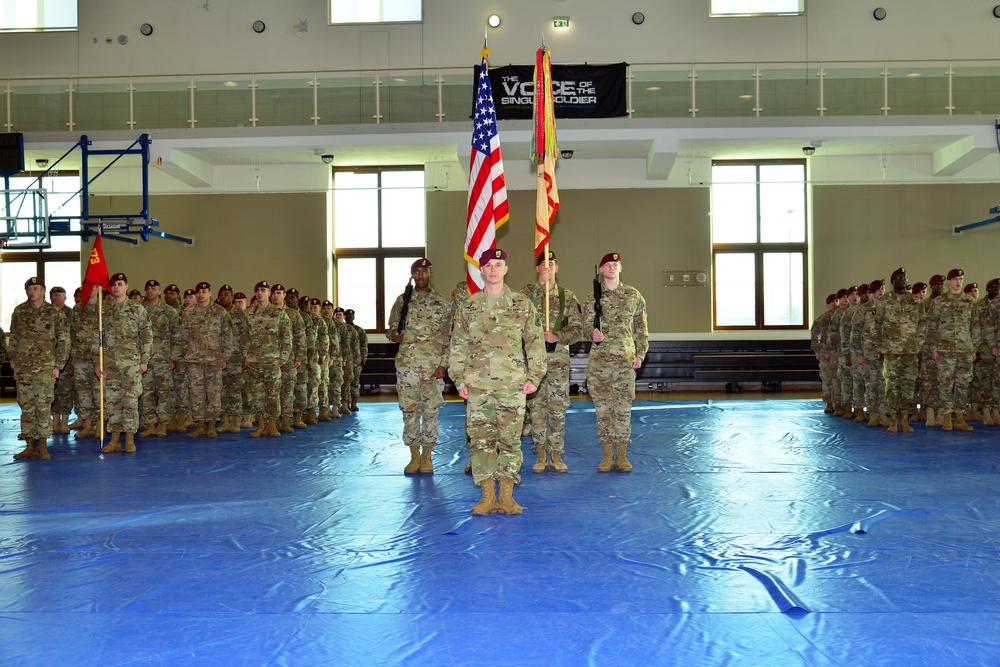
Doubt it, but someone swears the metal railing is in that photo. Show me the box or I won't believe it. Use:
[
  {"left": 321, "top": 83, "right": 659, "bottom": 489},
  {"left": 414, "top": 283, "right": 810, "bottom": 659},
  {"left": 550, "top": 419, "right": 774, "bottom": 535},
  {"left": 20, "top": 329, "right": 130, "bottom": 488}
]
[{"left": 3, "top": 59, "right": 999, "bottom": 133}]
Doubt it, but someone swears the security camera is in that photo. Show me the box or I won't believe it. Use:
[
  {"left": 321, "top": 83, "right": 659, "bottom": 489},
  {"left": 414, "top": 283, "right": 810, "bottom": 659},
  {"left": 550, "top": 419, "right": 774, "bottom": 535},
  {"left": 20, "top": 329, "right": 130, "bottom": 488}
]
[
  {"left": 802, "top": 146, "right": 815, "bottom": 156},
  {"left": 321, "top": 154, "right": 334, "bottom": 164},
  {"left": 35, "top": 158, "right": 49, "bottom": 169},
  {"left": 560, "top": 149, "right": 573, "bottom": 159}
]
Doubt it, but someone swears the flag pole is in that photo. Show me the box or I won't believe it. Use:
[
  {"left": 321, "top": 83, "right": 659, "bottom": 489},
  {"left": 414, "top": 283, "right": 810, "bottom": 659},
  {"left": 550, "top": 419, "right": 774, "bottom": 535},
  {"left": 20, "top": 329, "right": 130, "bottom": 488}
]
[{"left": 98, "top": 286, "right": 105, "bottom": 443}]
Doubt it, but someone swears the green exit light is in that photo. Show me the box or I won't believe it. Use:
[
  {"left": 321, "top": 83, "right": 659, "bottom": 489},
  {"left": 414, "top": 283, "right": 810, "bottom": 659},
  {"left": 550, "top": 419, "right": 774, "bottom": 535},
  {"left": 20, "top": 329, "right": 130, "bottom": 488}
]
[{"left": 553, "top": 17, "right": 569, "bottom": 28}]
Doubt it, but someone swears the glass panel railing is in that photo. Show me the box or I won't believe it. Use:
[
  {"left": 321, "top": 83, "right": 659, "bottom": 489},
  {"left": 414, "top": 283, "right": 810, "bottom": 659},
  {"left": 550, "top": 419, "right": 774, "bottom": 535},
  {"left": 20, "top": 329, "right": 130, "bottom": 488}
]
[
  {"left": 887, "top": 62, "right": 949, "bottom": 116},
  {"left": 822, "top": 65, "right": 885, "bottom": 116},
  {"left": 316, "top": 73, "right": 371, "bottom": 125},
  {"left": 255, "top": 76, "right": 313, "bottom": 127},
  {"left": 193, "top": 76, "right": 252, "bottom": 129},
  {"left": 631, "top": 65, "right": 691, "bottom": 118},
  {"left": 75, "top": 80, "right": 129, "bottom": 130},
  {"left": 693, "top": 65, "right": 757, "bottom": 118},
  {"left": 441, "top": 70, "right": 474, "bottom": 123},
  {"left": 132, "top": 78, "right": 192, "bottom": 130},
  {"left": 758, "top": 64, "right": 819, "bottom": 117},
  {"left": 951, "top": 62, "right": 1000, "bottom": 116},
  {"left": 10, "top": 81, "right": 67, "bottom": 132}
]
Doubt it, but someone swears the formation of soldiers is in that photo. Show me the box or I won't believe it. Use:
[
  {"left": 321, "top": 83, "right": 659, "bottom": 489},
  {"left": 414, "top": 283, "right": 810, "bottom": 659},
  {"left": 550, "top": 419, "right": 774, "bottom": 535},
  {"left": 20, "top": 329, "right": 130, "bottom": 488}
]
[
  {"left": 811, "top": 267, "right": 999, "bottom": 432},
  {"left": 6, "top": 275, "right": 367, "bottom": 460}
]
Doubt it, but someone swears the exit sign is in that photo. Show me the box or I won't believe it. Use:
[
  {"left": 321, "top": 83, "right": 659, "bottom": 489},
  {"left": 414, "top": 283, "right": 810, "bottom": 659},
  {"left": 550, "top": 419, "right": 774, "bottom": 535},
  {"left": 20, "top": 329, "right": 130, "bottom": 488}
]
[{"left": 553, "top": 17, "right": 569, "bottom": 28}]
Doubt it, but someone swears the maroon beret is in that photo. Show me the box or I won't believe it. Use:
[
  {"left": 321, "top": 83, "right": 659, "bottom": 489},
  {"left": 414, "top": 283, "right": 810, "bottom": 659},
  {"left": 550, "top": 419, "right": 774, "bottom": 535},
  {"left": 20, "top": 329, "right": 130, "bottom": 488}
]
[
  {"left": 144, "top": 279, "right": 160, "bottom": 289},
  {"left": 25, "top": 276, "right": 44, "bottom": 289},
  {"left": 856, "top": 283, "right": 869, "bottom": 296},
  {"left": 411, "top": 258, "right": 432, "bottom": 273},
  {"left": 478, "top": 248, "right": 507, "bottom": 265},
  {"left": 271, "top": 283, "right": 286, "bottom": 292},
  {"left": 183, "top": 288, "right": 196, "bottom": 297},
  {"left": 322, "top": 300, "right": 333, "bottom": 307},
  {"left": 310, "top": 297, "right": 321, "bottom": 306},
  {"left": 254, "top": 280, "right": 270, "bottom": 291},
  {"left": 287, "top": 288, "right": 299, "bottom": 297},
  {"left": 836, "top": 288, "right": 848, "bottom": 299},
  {"left": 110, "top": 272, "right": 127, "bottom": 284},
  {"left": 826, "top": 293, "right": 837, "bottom": 304},
  {"left": 911, "top": 282, "right": 927, "bottom": 294},
  {"left": 947, "top": 268, "right": 964, "bottom": 280},
  {"left": 963, "top": 282, "right": 978, "bottom": 293},
  {"left": 599, "top": 252, "right": 622, "bottom": 267},
  {"left": 987, "top": 278, "right": 1000, "bottom": 290},
  {"left": 890, "top": 267, "right": 905, "bottom": 282},
  {"left": 868, "top": 279, "right": 884, "bottom": 293},
  {"left": 195, "top": 281, "right": 211, "bottom": 291},
  {"left": 929, "top": 274, "right": 944, "bottom": 287},
  {"left": 233, "top": 292, "right": 247, "bottom": 300},
  {"left": 536, "top": 250, "right": 557, "bottom": 266},
  {"left": 164, "top": 284, "right": 180, "bottom": 293},
  {"left": 219, "top": 284, "right": 233, "bottom": 293}
]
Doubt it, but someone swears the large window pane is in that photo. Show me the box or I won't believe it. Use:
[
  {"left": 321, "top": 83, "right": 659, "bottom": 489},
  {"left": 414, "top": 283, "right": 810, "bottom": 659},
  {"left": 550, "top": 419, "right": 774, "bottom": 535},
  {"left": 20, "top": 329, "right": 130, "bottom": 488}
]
[
  {"left": 45, "top": 261, "right": 83, "bottom": 297},
  {"left": 715, "top": 253, "right": 756, "bottom": 326},
  {"left": 334, "top": 172, "right": 379, "bottom": 248},
  {"left": 336, "top": 257, "right": 376, "bottom": 330},
  {"left": 763, "top": 253, "right": 804, "bottom": 326},
  {"left": 383, "top": 256, "right": 422, "bottom": 321},
  {"left": 759, "top": 164, "right": 805, "bottom": 243},
  {"left": 381, "top": 171, "right": 425, "bottom": 247},
  {"left": 711, "top": 165, "right": 757, "bottom": 243},
  {"left": 0, "top": 262, "right": 35, "bottom": 330}
]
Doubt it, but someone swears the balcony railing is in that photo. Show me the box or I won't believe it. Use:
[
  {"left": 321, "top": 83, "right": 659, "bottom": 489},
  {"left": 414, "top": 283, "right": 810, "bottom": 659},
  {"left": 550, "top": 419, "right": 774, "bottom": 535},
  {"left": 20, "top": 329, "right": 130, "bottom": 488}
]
[{"left": 4, "top": 59, "right": 1000, "bottom": 133}]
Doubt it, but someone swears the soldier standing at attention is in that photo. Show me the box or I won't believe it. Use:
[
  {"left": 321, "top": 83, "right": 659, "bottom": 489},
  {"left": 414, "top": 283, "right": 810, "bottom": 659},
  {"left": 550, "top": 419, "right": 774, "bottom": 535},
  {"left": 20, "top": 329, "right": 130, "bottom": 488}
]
[
  {"left": 387, "top": 258, "right": 453, "bottom": 475},
  {"left": 95, "top": 273, "right": 152, "bottom": 454},
  {"left": 857, "top": 279, "right": 888, "bottom": 427},
  {"left": 163, "top": 284, "right": 181, "bottom": 311},
  {"left": 873, "top": 268, "right": 925, "bottom": 432},
  {"left": 928, "top": 268, "right": 980, "bottom": 432},
  {"left": 139, "top": 279, "right": 180, "bottom": 437},
  {"left": 288, "top": 289, "right": 313, "bottom": 427},
  {"left": 838, "top": 285, "right": 861, "bottom": 420},
  {"left": 71, "top": 287, "right": 100, "bottom": 439},
  {"left": 321, "top": 301, "right": 343, "bottom": 420},
  {"left": 180, "top": 282, "right": 233, "bottom": 438},
  {"left": 521, "top": 250, "right": 583, "bottom": 474},
  {"left": 983, "top": 278, "right": 1000, "bottom": 426},
  {"left": 9, "top": 277, "right": 69, "bottom": 460},
  {"left": 306, "top": 297, "right": 329, "bottom": 423},
  {"left": 270, "top": 284, "right": 304, "bottom": 432},
  {"left": 245, "top": 281, "right": 292, "bottom": 438},
  {"left": 345, "top": 308, "right": 368, "bottom": 411},
  {"left": 334, "top": 307, "right": 357, "bottom": 415},
  {"left": 583, "top": 252, "right": 649, "bottom": 473},
  {"left": 450, "top": 249, "right": 546, "bottom": 515},
  {"left": 48, "top": 286, "right": 74, "bottom": 435},
  {"left": 810, "top": 294, "right": 839, "bottom": 413},
  {"left": 217, "top": 284, "right": 234, "bottom": 311},
  {"left": 969, "top": 281, "right": 996, "bottom": 425},
  {"left": 920, "top": 275, "right": 946, "bottom": 425},
  {"left": 221, "top": 292, "right": 249, "bottom": 432}
]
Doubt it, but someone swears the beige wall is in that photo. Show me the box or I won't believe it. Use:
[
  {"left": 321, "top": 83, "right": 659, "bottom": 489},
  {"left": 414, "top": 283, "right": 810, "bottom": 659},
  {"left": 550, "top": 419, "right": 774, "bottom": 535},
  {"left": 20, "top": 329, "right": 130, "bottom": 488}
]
[{"left": 88, "top": 193, "right": 328, "bottom": 297}]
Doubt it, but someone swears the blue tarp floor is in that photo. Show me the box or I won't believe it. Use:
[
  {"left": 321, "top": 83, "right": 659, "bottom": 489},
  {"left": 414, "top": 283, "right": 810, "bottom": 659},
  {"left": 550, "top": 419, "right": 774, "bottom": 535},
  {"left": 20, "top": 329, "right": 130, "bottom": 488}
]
[{"left": 2, "top": 398, "right": 999, "bottom": 666}]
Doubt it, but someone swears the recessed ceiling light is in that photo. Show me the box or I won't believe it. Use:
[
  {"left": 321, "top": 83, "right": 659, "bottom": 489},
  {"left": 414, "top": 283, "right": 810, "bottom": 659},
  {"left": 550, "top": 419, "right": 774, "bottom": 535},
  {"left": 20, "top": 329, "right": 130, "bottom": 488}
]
[
  {"left": 223, "top": 81, "right": 239, "bottom": 88},
  {"left": 738, "top": 94, "right": 753, "bottom": 99},
  {"left": 905, "top": 72, "right": 921, "bottom": 78},
  {"left": 393, "top": 78, "right": 407, "bottom": 83},
  {"left": 488, "top": 14, "right": 501, "bottom": 28},
  {"left": 646, "top": 86, "right": 661, "bottom": 91}
]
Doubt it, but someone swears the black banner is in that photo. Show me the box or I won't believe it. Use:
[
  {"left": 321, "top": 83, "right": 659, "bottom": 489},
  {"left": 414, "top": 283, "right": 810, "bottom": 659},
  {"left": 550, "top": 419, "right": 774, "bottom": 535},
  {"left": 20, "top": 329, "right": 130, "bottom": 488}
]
[{"left": 477, "top": 63, "right": 628, "bottom": 120}]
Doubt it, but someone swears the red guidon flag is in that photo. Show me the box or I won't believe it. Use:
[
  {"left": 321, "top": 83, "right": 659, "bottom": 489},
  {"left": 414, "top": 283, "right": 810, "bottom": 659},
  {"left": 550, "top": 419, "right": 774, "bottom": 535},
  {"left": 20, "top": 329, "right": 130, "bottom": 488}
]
[
  {"left": 80, "top": 235, "right": 111, "bottom": 310},
  {"left": 531, "top": 46, "right": 560, "bottom": 257}
]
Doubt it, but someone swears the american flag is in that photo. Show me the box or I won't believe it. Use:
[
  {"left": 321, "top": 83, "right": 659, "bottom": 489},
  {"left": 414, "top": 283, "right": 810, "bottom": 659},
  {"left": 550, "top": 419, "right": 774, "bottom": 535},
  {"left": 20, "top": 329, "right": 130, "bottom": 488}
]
[{"left": 464, "top": 55, "right": 509, "bottom": 294}]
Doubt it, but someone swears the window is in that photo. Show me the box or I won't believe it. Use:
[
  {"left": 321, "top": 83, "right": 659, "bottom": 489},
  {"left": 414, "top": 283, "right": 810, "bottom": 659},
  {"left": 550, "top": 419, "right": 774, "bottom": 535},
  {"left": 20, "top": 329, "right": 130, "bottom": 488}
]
[
  {"left": 329, "top": 0, "right": 422, "bottom": 24},
  {"left": 0, "top": 0, "right": 78, "bottom": 32},
  {"left": 333, "top": 167, "right": 425, "bottom": 331},
  {"left": 711, "top": 160, "right": 807, "bottom": 329},
  {"left": 1, "top": 173, "right": 81, "bottom": 329},
  {"left": 710, "top": 0, "right": 804, "bottom": 17}
]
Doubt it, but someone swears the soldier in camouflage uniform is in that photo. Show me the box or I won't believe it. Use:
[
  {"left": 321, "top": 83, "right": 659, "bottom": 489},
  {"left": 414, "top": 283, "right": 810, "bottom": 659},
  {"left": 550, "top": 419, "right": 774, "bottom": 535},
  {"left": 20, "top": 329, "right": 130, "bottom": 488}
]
[
  {"left": 71, "top": 288, "right": 100, "bottom": 439},
  {"left": 848, "top": 283, "right": 871, "bottom": 423},
  {"left": 180, "top": 282, "right": 234, "bottom": 438},
  {"left": 321, "top": 301, "right": 343, "bottom": 420},
  {"left": 245, "top": 281, "right": 292, "bottom": 437},
  {"left": 9, "top": 277, "right": 70, "bottom": 460},
  {"left": 857, "top": 279, "right": 888, "bottom": 427},
  {"left": 171, "top": 288, "right": 198, "bottom": 430},
  {"left": 387, "top": 258, "right": 452, "bottom": 475},
  {"left": 94, "top": 273, "right": 153, "bottom": 453},
  {"left": 920, "top": 275, "right": 946, "bottom": 425},
  {"left": 270, "top": 284, "right": 304, "bottom": 432},
  {"left": 927, "top": 268, "right": 980, "bottom": 431},
  {"left": 982, "top": 279, "right": 1000, "bottom": 426},
  {"left": 582, "top": 252, "right": 648, "bottom": 474},
  {"left": 521, "top": 251, "right": 583, "bottom": 474},
  {"left": 289, "top": 289, "right": 313, "bottom": 427},
  {"left": 873, "top": 269, "right": 925, "bottom": 432},
  {"left": 48, "top": 286, "right": 74, "bottom": 435},
  {"left": 838, "top": 285, "right": 861, "bottom": 419},
  {"left": 450, "top": 249, "right": 546, "bottom": 515},
  {"left": 810, "top": 293, "right": 838, "bottom": 413},
  {"left": 345, "top": 308, "right": 368, "bottom": 411},
  {"left": 221, "top": 292, "right": 249, "bottom": 432},
  {"left": 305, "top": 297, "right": 328, "bottom": 422},
  {"left": 163, "top": 284, "right": 181, "bottom": 311},
  {"left": 335, "top": 307, "right": 358, "bottom": 415},
  {"left": 139, "top": 279, "right": 180, "bottom": 437},
  {"left": 824, "top": 288, "right": 849, "bottom": 414},
  {"left": 967, "top": 281, "right": 995, "bottom": 424}
]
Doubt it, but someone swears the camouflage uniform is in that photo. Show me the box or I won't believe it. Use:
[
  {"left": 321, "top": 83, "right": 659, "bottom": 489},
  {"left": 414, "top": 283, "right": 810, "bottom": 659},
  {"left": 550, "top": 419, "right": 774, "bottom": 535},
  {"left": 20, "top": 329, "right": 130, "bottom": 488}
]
[
  {"left": 858, "top": 296, "right": 886, "bottom": 421},
  {"left": 848, "top": 295, "right": 870, "bottom": 416},
  {"left": 989, "top": 297, "right": 1000, "bottom": 420},
  {"left": 180, "top": 303, "right": 234, "bottom": 424},
  {"left": 223, "top": 308, "right": 249, "bottom": 419},
  {"left": 173, "top": 306, "right": 193, "bottom": 421},
  {"left": 582, "top": 282, "right": 649, "bottom": 450},
  {"left": 810, "top": 304, "right": 837, "bottom": 406},
  {"left": 307, "top": 309, "right": 327, "bottom": 418},
  {"left": 246, "top": 304, "right": 292, "bottom": 420},
  {"left": 339, "top": 320, "right": 358, "bottom": 411},
  {"left": 325, "top": 315, "right": 344, "bottom": 416},
  {"left": 50, "top": 304, "right": 74, "bottom": 417},
  {"left": 279, "top": 305, "right": 306, "bottom": 424},
  {"left": 386, "top": 287, "right": 452, "bottom": 451},
  {"left": 919, "top": 291, "right": 944, "bottom": 416},
  {"left": 450, "top": 285, "right": 546, "bottom": 485},
  {"left": 521, "top": 281, "right": 583, "bottom": 457},
  {"left": 838, "top": 298, "right": 861, "bottom": 411},
  {"left": 71, "top": 303, "right": 99, "bottom": 428},
  {"left": 927, "top": 290, "right": 980, "bottom": 416},
  {"left": 874, "top": 290, "right": 925, "bottom": 417},
  {"left": 293, "top": 303, "right": 313, "bottom": 420},
  {"left": 9, "top": 299, "right": 70, "bottom": 441},
  {"left": 349, "top": 321, "right": 368, "bottom": 401},
  {"left": 140, "top": 301, "right": 180, "bottom": 429},
  {"left": 972, "top": 296, "right": 997, "bottom": 418},
  {"left": 825, "top": 301, "right": 849, "bottom": 409},
  {"left": 94, "top": 299, "right": 152, "bottom": 433}
]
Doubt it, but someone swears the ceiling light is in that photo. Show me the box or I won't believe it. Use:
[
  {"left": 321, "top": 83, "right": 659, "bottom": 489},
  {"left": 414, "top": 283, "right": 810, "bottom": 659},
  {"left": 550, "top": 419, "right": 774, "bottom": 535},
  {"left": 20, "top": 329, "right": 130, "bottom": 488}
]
[
  {"left": 646, "top": 86, "right": 661, "bottom": 91},
  {"left": 223, "top": 81, "right": 239, "bottom": 88},
  {"left": 488, "top": 14, "right": 501, "bottom": 28}
]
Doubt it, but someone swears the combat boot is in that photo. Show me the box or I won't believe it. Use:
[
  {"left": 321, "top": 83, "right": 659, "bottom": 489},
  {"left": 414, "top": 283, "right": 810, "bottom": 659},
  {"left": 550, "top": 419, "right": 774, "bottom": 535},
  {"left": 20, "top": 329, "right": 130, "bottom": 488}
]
[
  {"left": 250, "top": 417, "right": 267, "bottom": 438},
  {"left": 265, "top": 419, "right": 282, "bottom": 437},
  {"left": 597, "top": 443, "right": 615, "bottom": 473},
  {"left": 842, "top": 403, "right": 855, "bottom": 419},
  {"left": 418, "top": 446, "right": 435, "bottom": 474},
  {"left": 886, "top": 415, "right": 899, "bottom": 432},
  {"left": 318, "top": 406, "right": 331, "bottom": 422},
  {"left": 50, "top": 414, "right": 60, "bottom": 435},
  {"left": 833, "top": 403, "right": 844, "bottom": 416},
  {"left": 550, "top": 451, "right": 568, "bottom": 473},
  {"left": 228, "top": 415, "right": 242, "bottom": 433},
  {"left": 68, "top": 415, "right": 83, "bottom": 430},
  {"left": 76, "top": 419, "right": 96, "bottom": 439},
  {"left": 188, "top": 421, "right": 207, "bottom": 438},
  {"left": 404, "top": 445, "right": 421, "bottom": 474},
  {"left": 340, "top": 401, "right": 351, "bottom": 415},
  {"left": 206, "top": 420, "right": 218, "bottom": 438},
  {"left": 241, "top": 415, "right": 253, "bottom": 429},
  {"left": 304, "top": 409, "right": 318, "bottom": 425},
  {"left": 994, "top": 408, "right": 1000, "bottom": 425},
  {"left": 616, "top": 443, "right": 633, "bottom": 473},
  {"left": 954, "top": 412, "right": 974, "bottom": 432},
  {"left": 279, "top": 415, "right": 294, "bottom": 433},
  {"left": 165, "top": 413, "right": 182, "bottom": 432},
  {"left": 878, "top": 411, "right": 890, "bottom": 427},
  {"left": 471, "top": 479, "right": 497, "bottom": 515},
  {"left": 13, "top": 439, "right": 37, "bottom": 460},
  {"left": 59, "top": 414, "right": 71, "bottom": 434},
  {"left": 293, "top": 412, "right": 307, "bottom": 429},
  {"left": 854, "top": 408, "right": 867, "bottom": 424},
  {"left": 330, "top": 404, "right": 342, "bottom": 419},
  {"left": 496, "top": 478, "right": 523, "bottom": 515},
  {"left": 102, "top": 431, "right": 122, "bottom": 453},
  {"left": 969, "top": 404, "right": 983, "bottom": 422},
  {"left": 124, "top": 432, "right": 137, "bottom": 453},
  {"left": 154, "top": 422, "right": 167, "bottom": 437},
  {"left": 868, "top": 411, "right": 879, "bottom": 427},
  {"left": 35, "top": 438, "right": 50, "bottom": 460},
  {"left": 824, "top": 402, "right": 835, "bottom": 414},
  {"left": 984, "top": 409, "right": 995, "bottom": 427},
  {"left": 899, "top": 413, "right": 914, "bottom": 432},
  {"left": 350, "top": 398, "right": 359, "bottom": 412},
  {"left": 532, "top": 448, "right": 548, "bottom": 473},
  {"left": 941, "top": 413, "right": 953, "bottom": 431},
  {"left": 139, "top": 423, "right": 158, "bottom": 438},
  {"left": 925, "top": 407, "right": 937, "bottom": 427}
]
